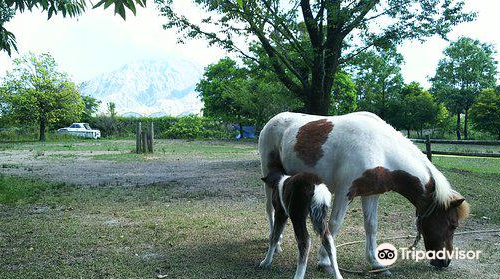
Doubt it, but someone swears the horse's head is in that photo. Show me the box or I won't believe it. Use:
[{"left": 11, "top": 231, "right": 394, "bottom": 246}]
[{"left": 420, "top": 184, "right": 470, "bottom": 268}]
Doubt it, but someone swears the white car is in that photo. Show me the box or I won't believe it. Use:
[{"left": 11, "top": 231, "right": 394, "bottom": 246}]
[{"left": 57, "top": 123, "right": 101, "bottom": 139}]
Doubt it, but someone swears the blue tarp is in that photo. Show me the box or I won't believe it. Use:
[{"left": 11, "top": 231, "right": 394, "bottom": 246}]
[{"left": 234, "top": 124, "right": 256, "bottom": 139}]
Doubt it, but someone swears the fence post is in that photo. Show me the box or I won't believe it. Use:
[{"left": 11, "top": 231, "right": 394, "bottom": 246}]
[
  {"left": 136, "top": 122, "right": 142, "bottom": 153},
  {"left": 147, "top": 122, "right": 154, "bottom": 153},
  {"left": 425, "top": 135, "right": 432, "bottom": 161},
  {"left": 142, "top": 130, "right": 147, "bottom": 153}
]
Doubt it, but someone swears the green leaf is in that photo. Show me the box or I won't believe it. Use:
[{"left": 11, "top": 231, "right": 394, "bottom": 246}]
[{"left": 93, "top": 0, "right": 107, "bottom": 8}]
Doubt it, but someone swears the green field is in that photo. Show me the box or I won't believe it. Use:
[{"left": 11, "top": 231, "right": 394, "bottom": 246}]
[{"left": 1, "top": 139, "right": 499, "bottom": 278}]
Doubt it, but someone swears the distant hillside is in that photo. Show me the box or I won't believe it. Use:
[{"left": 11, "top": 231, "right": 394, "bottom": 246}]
[{"left": 80, "top": 58, "right": 203, "bottom": 117}]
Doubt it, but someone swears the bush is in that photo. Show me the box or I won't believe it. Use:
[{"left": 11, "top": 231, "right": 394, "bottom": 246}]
[
  {"left": 162, "top": 116, "right": 237, "bottom": 140},
  {"left": 87, "top": 115, "right": 237, "bottom": 140}
]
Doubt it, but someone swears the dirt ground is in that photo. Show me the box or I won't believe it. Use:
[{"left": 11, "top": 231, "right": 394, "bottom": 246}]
[{"left": 0, "top": 145, "right": 261, "bottom": 199}]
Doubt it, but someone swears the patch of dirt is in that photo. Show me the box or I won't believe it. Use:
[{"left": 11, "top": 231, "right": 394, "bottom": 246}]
[{"left": 0, "top": 148, "right": 263, "bottom": 199}]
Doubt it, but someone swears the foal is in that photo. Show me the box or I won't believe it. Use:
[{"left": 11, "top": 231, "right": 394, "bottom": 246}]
[{"left": 259, "top": 171, "right": 335, "bottom": 279}]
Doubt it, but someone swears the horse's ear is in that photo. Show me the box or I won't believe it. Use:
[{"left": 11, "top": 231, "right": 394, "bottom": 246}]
[
  {"left": 450, "top": 198, "right": 465, "bottom": 208},
  {"left": 452, "top": 198, "right": 470, "bottom": 220}
]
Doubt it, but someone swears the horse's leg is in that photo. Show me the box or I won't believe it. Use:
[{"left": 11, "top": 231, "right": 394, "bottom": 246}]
[
  {"left": 259, "top": 210, "right": 287, "bottom": 268},
  {"left": 264, "top": 184, "right": 282, "bottom": 253},
  {"left": 317, "top": 190, "right": 348, "bottom": 279},
  {"left": 291, "top": 216, "right": 311, "bottom": 279},
  {"left": 362, "top": 195, "right": 391, "bottom": 275}
]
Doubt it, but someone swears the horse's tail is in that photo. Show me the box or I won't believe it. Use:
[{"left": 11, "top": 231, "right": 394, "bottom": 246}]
[{"left": 310, "top": 183, "right": 332, "bottom": 236}]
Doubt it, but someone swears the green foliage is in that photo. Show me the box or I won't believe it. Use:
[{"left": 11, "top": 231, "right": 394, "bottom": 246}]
[
  {"left": 330, "top": 71, "right": 357, "bottom": 115},
  {"left": 470, "top": 88, "right": 500, "bottom": 139},
  {"left": 0, "top": 53, "right": 84, "bottom": 141},
  {"left": 81, "top": 95, "right": 101, "bottom": 122},
  {"left": 107, "top": 102, "right": 117, "bottom": 118},
  {"left": 93, "top": 0, "right": 146, "bottom": 19},
  {"left": 389, "top": 82, "right": 441, "bottom": 137},
  {"left": 157, "top": 0, "right": 474, "bottom": 114},
  {"left": 196, "top": 57, "right": 301, "bottom": 130},
  {"left": 87, "top": 115, "right": 236, "bottom": 140},
  {"left": 349, "top": 49, "right": 404, "bottom": 119},
  {"left": 0, "top": 1, "right": 16, "bottom": 55},
  {"left": 161, "top": 116, "right": 236, "bottom": 140},
  {"left": 431, "top": 37, "right": 498, "bottom": 139}
]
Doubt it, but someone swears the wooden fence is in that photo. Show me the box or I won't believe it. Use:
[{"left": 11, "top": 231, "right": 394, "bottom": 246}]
[{"left": 411, "top": 135, "right": 500, "bottom": 161}]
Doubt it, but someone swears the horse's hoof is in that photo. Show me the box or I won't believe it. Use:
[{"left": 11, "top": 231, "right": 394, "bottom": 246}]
[
  {"left": 274, "top": 246, "right": 283, "bottom": 254},
  {"left": 259, "top": 260, "right": 272, "bottom": 269},
  {"left": 317, "top": 264, "right": 335, "bottom": 275},
  {"left": 372, "top": 268, "right": 392, "bottom": 276}
]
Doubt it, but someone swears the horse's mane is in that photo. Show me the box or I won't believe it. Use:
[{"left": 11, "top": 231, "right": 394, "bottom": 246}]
[{"left": 375, "top": 114, "right": 462, "bottom": 210}]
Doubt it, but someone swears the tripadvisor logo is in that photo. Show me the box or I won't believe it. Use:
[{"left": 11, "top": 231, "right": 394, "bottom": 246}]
[{"left": 375, "top": 243, "right": 482, "bottom": 265}]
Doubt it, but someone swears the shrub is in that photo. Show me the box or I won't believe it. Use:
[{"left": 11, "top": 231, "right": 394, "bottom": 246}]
[{"left": 162, "top": 116, "right": 236, "bottom": 140}]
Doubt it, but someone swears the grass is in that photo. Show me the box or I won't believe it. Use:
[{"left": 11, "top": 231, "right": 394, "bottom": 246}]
[
  {"left": 0, "top": 175, "right": 66, "bottom": 205},
  {"left": 1, "top": 139, "right": 499, "bottom": 278}
]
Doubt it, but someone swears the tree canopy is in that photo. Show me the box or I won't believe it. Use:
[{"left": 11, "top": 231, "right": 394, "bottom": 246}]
[
  {"left": 0, "top": 53, "right": 84, "bottom": 141},
  {"left": 470, "top": 87, "right": 500, "bottom": 139},
  {"left": 389, "top": 82, "right": 441, "bottom": 137},
  {"left": 196, "top": 57, "right": 301, "bottom": 130},
  {"left": 431, "top": 37, "right": 498, "bottom": 139},
  {"left": 157, "top": 0, "right": 475, "bottom": 115},
  {"left": 348, "top": 48, "right": 404, "bottom": 119}
]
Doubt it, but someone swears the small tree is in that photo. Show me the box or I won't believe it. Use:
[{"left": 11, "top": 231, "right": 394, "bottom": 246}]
[
  {"left": 107, "top": 102, "right": 117, "bottom": 118},
  {"left": 431, "top": 37, "right": 498, "bottom": 140},
  {"left": 82, "top": 95, "right": 101, "bottom": 122},
  {"left": 0, "top": 53, "right": 83, "bottom": 141},
  {"left": 470, "top": 87, "right": 500, "bottom": 139},
  {"left": 394, "top": 82, "right": 440, "bottom": 137}
]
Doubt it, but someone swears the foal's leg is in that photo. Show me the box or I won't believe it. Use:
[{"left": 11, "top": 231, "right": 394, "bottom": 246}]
[
  {"left": 291, "top": 217, "right": 311, "bottom": 279},
  {"left": 259, "top": 211, "right": 287, "bottom": 268},
  {"left": 362, "top": 195, "right": 391, "bottom": 275},
  {"left": 318, "top": 190, "right": 348, "bottom": 279},
  {"left": 320, "top": 231, "right": 336, "bottom": 272}
]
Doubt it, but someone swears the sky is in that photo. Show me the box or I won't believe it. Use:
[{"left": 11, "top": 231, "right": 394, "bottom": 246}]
[{"left": 0, "top": 0, "right": 499, "bottom": 88}]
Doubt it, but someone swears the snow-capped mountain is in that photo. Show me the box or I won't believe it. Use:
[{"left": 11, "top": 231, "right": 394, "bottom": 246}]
[{"left": 80, "top": 58, "right": 204, "bottom": 117}]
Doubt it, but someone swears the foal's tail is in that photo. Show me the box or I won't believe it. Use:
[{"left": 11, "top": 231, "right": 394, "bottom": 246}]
[{"left": 310, "top": 184, "right": 332, "bottom": 236}]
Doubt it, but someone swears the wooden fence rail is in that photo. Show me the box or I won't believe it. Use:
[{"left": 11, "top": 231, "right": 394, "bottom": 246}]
[{"left": 410, "top": 136, "right": 500, "bottom": 161}]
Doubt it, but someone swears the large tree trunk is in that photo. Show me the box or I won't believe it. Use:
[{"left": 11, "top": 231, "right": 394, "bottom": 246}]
[
  {"left": 464, "top": 109, "right": 469, "bottom": 140},
  {"left": 456, "top": 112, "right": 461, "bottom": 140},
  {"left": 304, "top": 89, "right": 330, "bottom": 115},
  {"left": 39, "top": 115, "right": 46, "bottom": 142}
]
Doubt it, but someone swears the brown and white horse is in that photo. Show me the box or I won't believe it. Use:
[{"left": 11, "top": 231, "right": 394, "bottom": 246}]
[{"left": 258, "top": 112, "right": 470, "bottom": 278}]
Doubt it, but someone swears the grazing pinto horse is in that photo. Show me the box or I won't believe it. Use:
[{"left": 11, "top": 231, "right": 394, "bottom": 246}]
[
  {"left": 258, "top": 112, "right": 470, "bottom": 279},
  {"left": 260, "top": 171, "right": 334, "bottom": 279}
]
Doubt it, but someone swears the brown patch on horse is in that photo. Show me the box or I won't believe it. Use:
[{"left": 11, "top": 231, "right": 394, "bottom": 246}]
[
  {"left": 347, "top": 166, "right": 426, "bottom": 209},
  {"left": 294, "top": 119, "right": 333, "bottom": 167}
]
